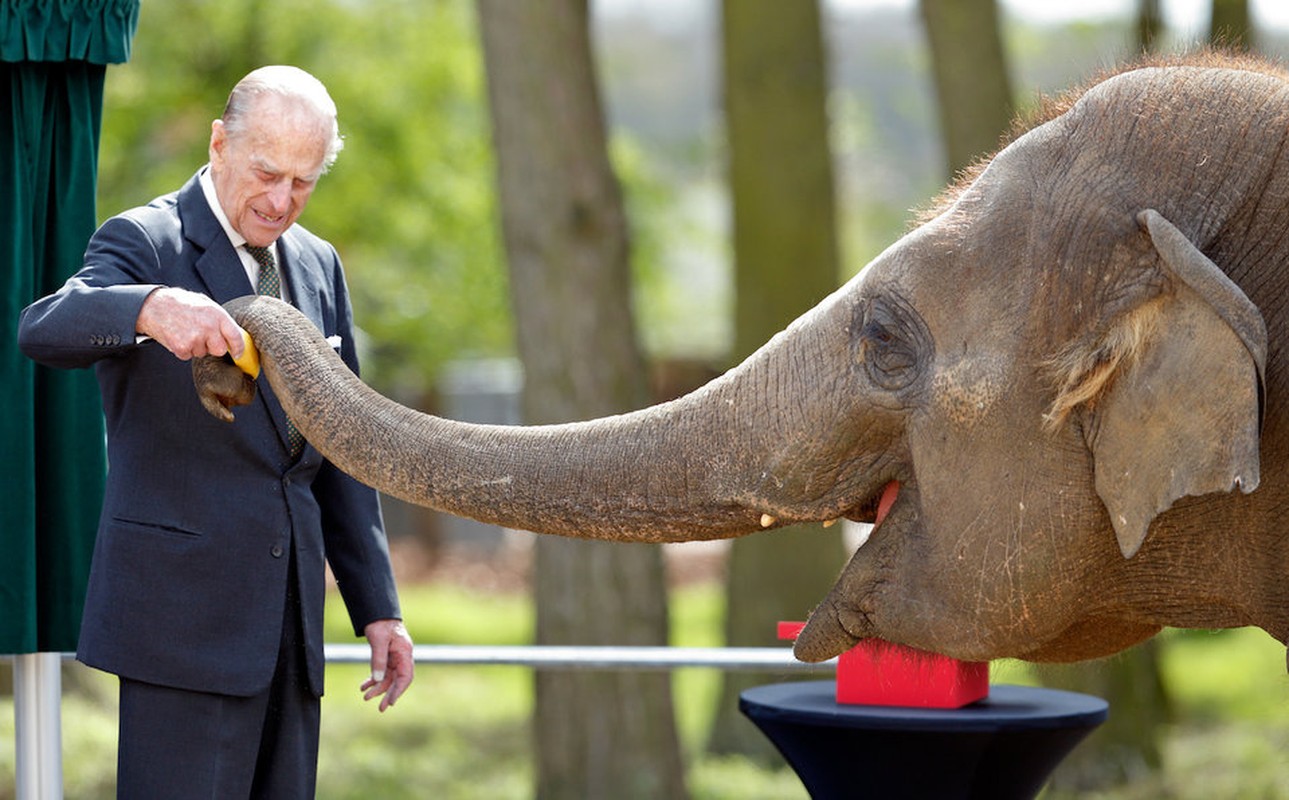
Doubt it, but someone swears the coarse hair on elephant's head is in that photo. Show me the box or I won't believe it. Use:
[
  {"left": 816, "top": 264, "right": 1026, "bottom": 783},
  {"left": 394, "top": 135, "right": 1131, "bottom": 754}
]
[{"left": 196, "top": 51, "right": 1289, "bottom": 668}]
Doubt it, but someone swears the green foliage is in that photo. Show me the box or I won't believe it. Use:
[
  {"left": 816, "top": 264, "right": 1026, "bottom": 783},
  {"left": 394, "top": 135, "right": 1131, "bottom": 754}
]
[
  {"left": 1156, "top": 627, "right": 1289, "bottom": 721},
  {"left": 307, "top": 2, "right": 511, "bottom": 395}
]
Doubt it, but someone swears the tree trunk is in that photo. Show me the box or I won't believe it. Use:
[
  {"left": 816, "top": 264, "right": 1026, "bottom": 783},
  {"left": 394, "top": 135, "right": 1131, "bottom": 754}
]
[
  {"left": 918, "top": 0, "right": 1014, "bottom": 177},
  {"left": 475, "top": 2, "right": 688, "bottom": 797},
  {"left": 1210, "top": 0, "right": 1254, "bottom": 51},
  {"left": 707, "top": 0, "right": 846, "bottom": 761},
  {"left": 1136, "top": 0, "right": 1165, "bottom": 53},
  {"left": 1041, "top": 640, "right": 1172, "bottom": 791}
]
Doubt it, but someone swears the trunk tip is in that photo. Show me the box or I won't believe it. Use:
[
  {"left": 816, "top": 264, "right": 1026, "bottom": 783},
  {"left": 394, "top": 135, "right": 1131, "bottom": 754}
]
[{"left": 794, "top": 604, "right": 860, "bottom": 663}]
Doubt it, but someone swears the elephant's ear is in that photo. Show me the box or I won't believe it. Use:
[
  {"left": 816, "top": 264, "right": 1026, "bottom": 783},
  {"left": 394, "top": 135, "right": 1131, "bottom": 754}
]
[{"left": 1089, "top": 210, "right": 1265, "bottom": 558}]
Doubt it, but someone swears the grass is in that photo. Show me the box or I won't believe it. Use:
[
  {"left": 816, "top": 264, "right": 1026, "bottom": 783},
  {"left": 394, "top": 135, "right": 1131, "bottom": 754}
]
[{"left": 5, "top": 581, "right": 1289, "bottom": 798}]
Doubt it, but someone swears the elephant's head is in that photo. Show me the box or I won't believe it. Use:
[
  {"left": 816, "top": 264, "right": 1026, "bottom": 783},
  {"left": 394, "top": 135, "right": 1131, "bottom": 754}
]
[{"left": 197, "top": 55, "right": 1289, "bottom": 665}]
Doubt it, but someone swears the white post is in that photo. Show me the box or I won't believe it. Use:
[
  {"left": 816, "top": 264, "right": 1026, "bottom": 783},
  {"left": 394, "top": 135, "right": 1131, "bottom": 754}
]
[{"left": 14, "top": 652, "right": 63, "bottom": 800}]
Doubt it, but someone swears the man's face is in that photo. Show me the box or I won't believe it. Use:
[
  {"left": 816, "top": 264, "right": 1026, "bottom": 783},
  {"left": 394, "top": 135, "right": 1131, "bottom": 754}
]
[{"left": 208, "top": 96, "right": 329, "bottom": 248}]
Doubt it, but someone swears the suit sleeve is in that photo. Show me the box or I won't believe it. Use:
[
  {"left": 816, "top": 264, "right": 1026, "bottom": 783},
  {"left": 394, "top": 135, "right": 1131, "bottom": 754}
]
[
  {"left": 18, "top": 216, "right": 164, "bottom": 369},
  {"left": 314, "top": 254, "right": 403, "bottom": 636}
]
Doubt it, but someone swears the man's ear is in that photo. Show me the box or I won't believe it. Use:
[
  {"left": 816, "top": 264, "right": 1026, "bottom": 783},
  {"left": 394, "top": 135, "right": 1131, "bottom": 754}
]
[{"left": 1087, "top": 210, "right": 1265, "bottom": 558}]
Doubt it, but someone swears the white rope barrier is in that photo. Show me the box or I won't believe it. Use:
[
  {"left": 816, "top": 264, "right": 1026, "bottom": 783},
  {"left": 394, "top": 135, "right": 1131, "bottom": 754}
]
[{"left": 325, "top": 643, "right": 836, "bottom": 672}]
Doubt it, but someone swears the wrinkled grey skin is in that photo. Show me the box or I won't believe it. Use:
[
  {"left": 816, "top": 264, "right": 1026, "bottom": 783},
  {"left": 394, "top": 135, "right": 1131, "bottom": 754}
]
[{"left": 197, "top": 56, "right": 1289, "bottom": 666}]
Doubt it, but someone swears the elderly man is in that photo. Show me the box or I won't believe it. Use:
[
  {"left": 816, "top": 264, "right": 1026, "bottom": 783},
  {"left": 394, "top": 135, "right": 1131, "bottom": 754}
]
[{"left": 19, "top": 65, "right": 413, "bottom": 798}]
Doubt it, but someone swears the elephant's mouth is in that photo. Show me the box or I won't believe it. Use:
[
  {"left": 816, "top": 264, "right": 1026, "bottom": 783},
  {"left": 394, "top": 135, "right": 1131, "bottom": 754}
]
[
  {"left": 854, "top": 480, "right": 900, "bottom": 528},
  {"left": 832, "top": 476, "right": 902, "bottom": 529},
  {"left": 844, "top": 491, "right": 884, "bottom": 525}
]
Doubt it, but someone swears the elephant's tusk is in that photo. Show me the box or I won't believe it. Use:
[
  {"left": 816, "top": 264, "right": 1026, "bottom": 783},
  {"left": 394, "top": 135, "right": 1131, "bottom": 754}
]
[
  {"left": 760, "top": 514, "right": 776, "bottom": 528},
  {"left": 822, "top": 518, "right": 838, "bottom": 528}
]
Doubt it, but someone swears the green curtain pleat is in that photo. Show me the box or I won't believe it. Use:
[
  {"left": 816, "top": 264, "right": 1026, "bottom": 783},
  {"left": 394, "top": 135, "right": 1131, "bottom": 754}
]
[
  {"left": 1, "top": 59, "right": 108, "bottom": 654},
  {"left": 1, "top": 0, "right": 140, "bottom": 64}
]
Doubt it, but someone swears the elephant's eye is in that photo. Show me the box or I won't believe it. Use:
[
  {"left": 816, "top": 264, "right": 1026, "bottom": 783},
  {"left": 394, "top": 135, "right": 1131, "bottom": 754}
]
[{"left": 856, "top": 298, "right": 924, "bottom": 391}]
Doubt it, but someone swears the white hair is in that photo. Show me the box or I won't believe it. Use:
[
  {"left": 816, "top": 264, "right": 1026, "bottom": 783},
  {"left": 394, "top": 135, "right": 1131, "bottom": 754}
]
[{"left": 220, "top": 65, "right": 345, "bottom": 171}]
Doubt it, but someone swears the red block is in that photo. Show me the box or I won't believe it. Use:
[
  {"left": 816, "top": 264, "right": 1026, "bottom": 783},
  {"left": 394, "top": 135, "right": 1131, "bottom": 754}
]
[{"left": 778, "top": 622, "right": 989, "bottom": 708}]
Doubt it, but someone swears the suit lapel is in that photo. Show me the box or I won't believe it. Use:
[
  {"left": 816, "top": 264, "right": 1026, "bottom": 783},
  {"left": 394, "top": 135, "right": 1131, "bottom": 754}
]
[
  {"left": 277, "top": 231, "right": 324, "bottom": 328},
  {"left": 178, "top": 177, "right": 254, "bottom": 303}
]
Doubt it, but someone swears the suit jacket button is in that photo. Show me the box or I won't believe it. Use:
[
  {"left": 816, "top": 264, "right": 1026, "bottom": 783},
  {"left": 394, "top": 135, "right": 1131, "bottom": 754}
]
[{"left": 270, "top": 544, "right": 284, "bottom": 558}]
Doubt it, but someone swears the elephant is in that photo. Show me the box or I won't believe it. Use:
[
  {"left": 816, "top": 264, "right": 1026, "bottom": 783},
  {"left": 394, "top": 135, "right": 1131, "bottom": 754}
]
[{"left": 196, "top": 52, "right": 1289, "bottom": 669}]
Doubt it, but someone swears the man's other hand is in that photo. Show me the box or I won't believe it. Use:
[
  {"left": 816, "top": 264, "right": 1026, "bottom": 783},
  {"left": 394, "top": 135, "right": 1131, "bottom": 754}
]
[{"left": 361, "top": 619, "right": 414, "bottom": 712}]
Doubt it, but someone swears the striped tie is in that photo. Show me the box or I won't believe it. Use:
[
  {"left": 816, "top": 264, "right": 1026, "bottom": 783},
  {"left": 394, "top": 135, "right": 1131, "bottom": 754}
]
[{"left": 246, "top": 244, "right": 305, "bottom": 460}]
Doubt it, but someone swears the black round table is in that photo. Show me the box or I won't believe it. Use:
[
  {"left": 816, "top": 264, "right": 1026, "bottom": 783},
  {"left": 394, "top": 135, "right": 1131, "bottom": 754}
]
[{"left": 740, "top": 681, "right": 1108, "bottom": 800}]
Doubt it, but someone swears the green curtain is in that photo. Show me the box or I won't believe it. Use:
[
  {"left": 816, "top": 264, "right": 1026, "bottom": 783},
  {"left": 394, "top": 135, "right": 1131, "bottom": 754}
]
[{"left": 1, "top": 0, "right": 138, "bottom": 654}]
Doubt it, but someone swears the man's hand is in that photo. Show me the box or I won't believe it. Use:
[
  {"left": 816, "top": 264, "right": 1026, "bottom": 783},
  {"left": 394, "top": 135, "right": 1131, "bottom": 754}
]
[
  {"left": 361, "top": 619, "right": 414, "bottom": 712},
  {"left": 137, "top": 287, "right": 245, "bottom": 361}
]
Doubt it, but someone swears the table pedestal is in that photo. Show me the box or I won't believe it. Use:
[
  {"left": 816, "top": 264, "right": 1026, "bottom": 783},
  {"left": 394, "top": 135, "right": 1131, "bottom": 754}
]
[{"left": 740, "top": 682, "right": 1107, "bottom": 800}]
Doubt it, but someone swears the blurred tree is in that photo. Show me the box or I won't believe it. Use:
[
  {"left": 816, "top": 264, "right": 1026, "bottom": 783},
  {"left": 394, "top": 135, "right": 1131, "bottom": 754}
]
[
  {"left": 1136, "top": 0, "right": 1165, "bottom": 52},
  {"left": 97, "top": 0, "right": 511, "bottom": 396},
  {"left": 918, "top": 0, "right": 1013, "bottom": 177},
  {"left": 706, "top": 0, "right": 847, "bottom": 762},
  {"left": 475, "top": 1, "right": 688, "bottom": 798},
  {"left": 1210, "top": 0, "right": 1254, "bottom": 50}
]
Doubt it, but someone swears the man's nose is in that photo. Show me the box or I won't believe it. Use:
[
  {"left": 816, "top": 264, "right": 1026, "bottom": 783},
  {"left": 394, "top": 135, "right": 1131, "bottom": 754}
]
[{"left": 266, "top": 179, "right": 292, "bottom": 211}]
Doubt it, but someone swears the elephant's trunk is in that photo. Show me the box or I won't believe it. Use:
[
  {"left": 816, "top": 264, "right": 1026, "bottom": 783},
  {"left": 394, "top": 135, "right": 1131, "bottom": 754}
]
[{"left": 225, "top": 295, "right": 849, "bottom": 543}]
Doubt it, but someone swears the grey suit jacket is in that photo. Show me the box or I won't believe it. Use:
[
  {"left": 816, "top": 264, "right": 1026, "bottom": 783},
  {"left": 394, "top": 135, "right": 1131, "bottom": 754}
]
[{"left": 18, "top": 171, "right": 400, "bottom": 697}]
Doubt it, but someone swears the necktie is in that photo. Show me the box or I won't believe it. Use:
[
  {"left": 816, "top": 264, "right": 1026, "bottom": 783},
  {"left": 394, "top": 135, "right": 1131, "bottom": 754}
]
[
  {"left": 247, "top": 245, "right": 281, "bottom": 298},
  {"left": 246, "top": 244, "right": 305, "bottom": 460}
]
